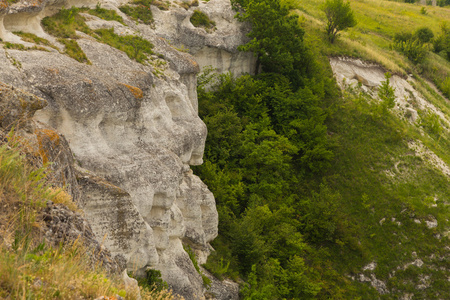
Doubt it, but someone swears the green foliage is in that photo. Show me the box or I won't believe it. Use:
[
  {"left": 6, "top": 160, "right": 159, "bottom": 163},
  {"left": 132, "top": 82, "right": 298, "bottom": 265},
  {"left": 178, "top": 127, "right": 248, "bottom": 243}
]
[
  {"left": 433, "top": 23, "right": 450, "bottom": 61},
  {"left": 195, "top": 55, "right": 333, "bottom": 297},
  {"left": 190, "top": 10, "right": 216, "bottom": 31},
  {"left": 13, "top": 32, "right": 57, "bottom": 50},
  {"left": 179, "top": 0, "right": 199, "bottom": 10},
  {"left": 377, "top": 72, "right": 396, "bottom": 113},
  {"left": 85, "top": 3, "right": 125, "bottom": 24},
  {"left": 42, "top": 6, "right": 154, "bottom": 64},
  {"left": 41, "top": 7, "right": 92, "bottom": 39},
  {"left": 3, "top": 42, "right": 26, "bottom": 50},
  {"left": 420, "top": 6, "right": 427, "bottom": 15},
  {"left": 441, "top": 76, "right": 450, "bottom": 98},
  {"left": 414, "top": 27, "right": 434, "bottom": 44},
  {"left": 58, "top": 39, "right": 90, "bottom": 64},
  {"left": 202, "top": 253, "right": 230, "bottom": 281},
  {"left": 119, "top": 0, "right": 154, "bottom": 24},
  {"left": 437, "top": 0, "right": 450, "bottom": 6},
  {"left": 41, "top": 7, "right": 93, "bottom": 63},
  {"left": 133, "top": 268, "right": 169, "bottom": 292},
  {"left": 2, "top": 41, "right": 50, "bottom": 52},
  {"left": 322, "top": 0, "right": 357, "bottom": 43},
  {"left": 94, "top": 28, "right": 154, "bottom": 63},
  {"left": 233, "top": 0, "right": 309, "bottom": 86},
  {"left": 299, "top": 184, "right": 344, "bottom": 243},
  {"left": 183, "top": 245, "right": 211, "bottom": 288},
  {"left": 419, "top": 110, "right": 443, "bottom": 136},
  {"left": 393, "top": 38, "right": 429, "bottom": 64}
]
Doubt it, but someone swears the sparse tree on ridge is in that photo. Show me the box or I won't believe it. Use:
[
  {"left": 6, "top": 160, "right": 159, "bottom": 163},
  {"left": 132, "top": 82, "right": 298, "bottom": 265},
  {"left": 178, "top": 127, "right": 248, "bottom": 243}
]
[{"left": 322, "top": 0, "right": 357, "bottom": 43}]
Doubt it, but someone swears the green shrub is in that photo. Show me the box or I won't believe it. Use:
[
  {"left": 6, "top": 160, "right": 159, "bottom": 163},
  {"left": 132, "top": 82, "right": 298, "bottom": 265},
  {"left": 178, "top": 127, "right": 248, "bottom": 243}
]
[
  {"left": 419, "top": 110, "right": 443, "bottom": 136},
  {"left": 433, "top": 23, "right": 450, "bottom": 61},
  {"left": 440, "top": 76, "right": 450, "bottom": 99},
  {"left": 179, "top": 0, "right": 198, "bottom": 10},
  {"left": 190, "top": 10, "right": 216, "bottom": 31},
  {"left": 41, "top": 7, "right": 92, "bottom": 39},
  {"left": 202, "top": 251, "right": 230, "bottom": 280},
  {"left": 378, "top": 72, "right": 396, "bottom": 112},
  {"left": 393, "top": 38, "right": 429, "bottom": 64},
  {"left": 130, "top": 269, "right": 168, "bottom": 292},
  {"left": 394, "top": 32, "right": 413, "bottom": 43},
  {"left": 414, "top": 27, "right": 434, "bottom": 44}
]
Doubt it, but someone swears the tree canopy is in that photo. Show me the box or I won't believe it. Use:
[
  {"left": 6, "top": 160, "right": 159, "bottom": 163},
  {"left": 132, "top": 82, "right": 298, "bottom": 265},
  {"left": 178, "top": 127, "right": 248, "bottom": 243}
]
[
  {"left": 322, "top": 0, "right": 357, "bottom": 43},
  {"left": 232, "top": 0, "right": 309, "bottom": 87}
]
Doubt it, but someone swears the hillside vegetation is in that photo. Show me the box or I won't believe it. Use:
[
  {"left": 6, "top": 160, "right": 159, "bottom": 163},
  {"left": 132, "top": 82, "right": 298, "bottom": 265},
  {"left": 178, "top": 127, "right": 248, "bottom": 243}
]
[{"left": 195, "top": 0, "right": 450, "bottom": 298}]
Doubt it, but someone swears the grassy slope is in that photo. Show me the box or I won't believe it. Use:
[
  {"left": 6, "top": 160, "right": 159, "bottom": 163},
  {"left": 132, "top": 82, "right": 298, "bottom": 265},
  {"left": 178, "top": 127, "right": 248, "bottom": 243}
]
[{"left": 293, "top": 0, "right": 450, "bottom": 298}]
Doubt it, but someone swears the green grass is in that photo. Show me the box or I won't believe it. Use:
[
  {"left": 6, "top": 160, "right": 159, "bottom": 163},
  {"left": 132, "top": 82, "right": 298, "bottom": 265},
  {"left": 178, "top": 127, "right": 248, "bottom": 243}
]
[
  {"left": 119, "top": 0, "right": 154, "bottom": 24},
  {"left": 94, "top": 28, "right": 154, "bottom": 63},
  {"left": 3, "top": 42, "right": 49, "bottom": 52},
  {"left": 297, "top": 0, "right": 450, "bottom": 93},
  {"left": 58, "top": 39, "right": 91, "bottom": 64},
  {"left": 13, "top": 32, "right": 58, "bottom": 50},
  {"left": 41, "top": 6, "right": 154, "bottom": 64},
  {"left": 84, "top": 4, "right": 125, "bottom": 25},
  {"left": 41, "top": 7, "right": 92, "bottom": 39},
  {"left": 317, "top": 82, "right": 450, "bottom": 298}
]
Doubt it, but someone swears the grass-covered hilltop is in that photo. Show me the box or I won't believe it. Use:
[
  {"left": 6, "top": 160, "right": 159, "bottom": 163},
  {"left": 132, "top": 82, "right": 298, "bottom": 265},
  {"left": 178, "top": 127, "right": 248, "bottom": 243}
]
[{"left": 194, "top": 0, "right": 450, "bottom": 298}]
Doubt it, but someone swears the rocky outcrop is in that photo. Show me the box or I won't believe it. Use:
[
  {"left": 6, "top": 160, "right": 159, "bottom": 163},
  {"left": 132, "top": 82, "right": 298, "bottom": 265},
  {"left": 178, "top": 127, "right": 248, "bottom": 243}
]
[
  {"left": 0, "top": 0, "right": 253, "bottom": 297},
  {"left": 330, "top": 57, "right": 450, "bottom": 128},
  {"left": 153, "top": 0, "right": 257, "bottom": 75},
  {"left": 0, "top": 82, "right": 122, "bottom": 275}
]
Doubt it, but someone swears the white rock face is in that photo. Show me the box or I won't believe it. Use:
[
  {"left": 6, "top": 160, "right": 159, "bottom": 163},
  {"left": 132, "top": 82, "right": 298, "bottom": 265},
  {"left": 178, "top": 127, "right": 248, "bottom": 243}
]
[
  {"left": 153, "top": 0, "right": 257, "bottom": 75},
  {"left": 0, "top": 0, "right": 249, "bottom": 298},
  {"left": 330, "top": 57, "right": 450, "bottom": 128}
]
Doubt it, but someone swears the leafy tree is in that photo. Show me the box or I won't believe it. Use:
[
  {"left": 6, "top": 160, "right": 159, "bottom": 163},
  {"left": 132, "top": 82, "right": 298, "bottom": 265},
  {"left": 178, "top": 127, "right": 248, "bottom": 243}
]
[
  {"left": 233, "top": 0, "right": 309, "bottom": 86},
  {"left": 322, "top": 0, "right": 357, "bottom": 43}
]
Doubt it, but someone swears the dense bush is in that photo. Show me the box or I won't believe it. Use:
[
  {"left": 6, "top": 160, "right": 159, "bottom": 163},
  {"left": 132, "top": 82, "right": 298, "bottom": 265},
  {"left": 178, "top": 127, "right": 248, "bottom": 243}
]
[
  {"left": 414, "top": 27, "right": 434, "bottom": 44},
  {"left": 393, "top": 36, "right": 429, "bottom": 64},
  {"left": 433, "top": 23, "right": 450, "bottom": 61},
  {"left": 233, "top": 0, "right": 310, "bottom": 86},
  {"left": 194, "top": 3, "right": 341, "bottom": 298}
]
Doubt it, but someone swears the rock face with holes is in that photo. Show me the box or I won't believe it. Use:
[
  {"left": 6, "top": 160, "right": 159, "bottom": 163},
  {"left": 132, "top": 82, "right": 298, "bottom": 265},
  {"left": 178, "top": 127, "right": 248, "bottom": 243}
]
[
  {"left": 0, "top": 0, "right": 250, "bottom": 298},
  {"left": 153, "top": 0, "right": 257, "bottom": 75}
]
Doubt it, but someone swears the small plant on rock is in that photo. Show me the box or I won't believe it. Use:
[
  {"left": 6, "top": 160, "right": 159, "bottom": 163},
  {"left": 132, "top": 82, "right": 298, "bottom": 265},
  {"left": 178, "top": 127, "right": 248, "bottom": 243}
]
[
  {"left": 378, "top": 72, "right": 396, "bottom": 111},
  {"left": 190, "top": 10, "right": 216, "bottom": 32}
]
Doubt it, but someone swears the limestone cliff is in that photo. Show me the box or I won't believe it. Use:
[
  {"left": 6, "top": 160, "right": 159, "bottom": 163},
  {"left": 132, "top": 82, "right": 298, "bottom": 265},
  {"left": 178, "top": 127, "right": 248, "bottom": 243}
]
[{"left": 0, "top": 0, "right": 247, "bottom": 298}]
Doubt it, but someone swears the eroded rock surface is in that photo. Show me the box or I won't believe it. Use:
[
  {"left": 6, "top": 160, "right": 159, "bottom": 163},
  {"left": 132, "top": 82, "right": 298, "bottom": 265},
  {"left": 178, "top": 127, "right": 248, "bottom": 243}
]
[
  {"left": 153, "top": 0, "right": 257, "bottom": 75},
  {"left": 330, "top": 57, "right": 450, "bottom": 128}
]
